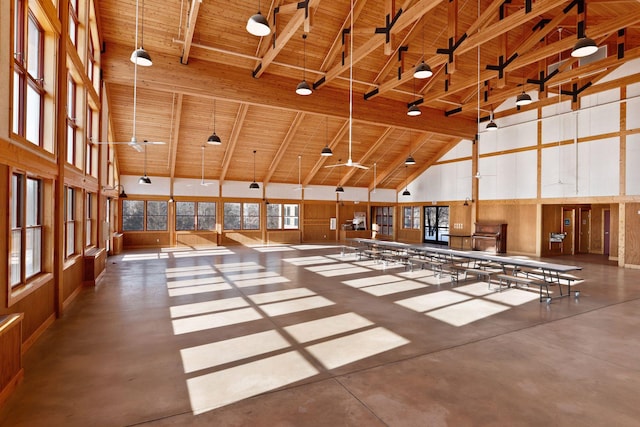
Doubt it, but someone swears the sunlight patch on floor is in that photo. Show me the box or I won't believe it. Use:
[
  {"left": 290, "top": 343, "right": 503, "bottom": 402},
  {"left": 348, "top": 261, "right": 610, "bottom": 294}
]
[
  {"left": 167, "top": 282, "right": 232, "bottom": 297},
  {"left": 259, "top": 296, "right": 335, "bottom": 317},
  {"left": 360, "top": 280, "right": 427, "bottom": 296},
  {"left": 187, "top": 351, "right": 319, "bottom": 415},
  {"left": 248, "top": 288, "right": 316, "bottom": 305},
  {"left": 172, "top": 307, "right": 262, "bottom": 335},
  {"left": 165, "top": 269, "right": 217, "bottom": 279},
  {"left": 283, "top": 313, "right": 373, "bottom": 344},
  {"left": 395, "top": 290, "right": 471, "bottom": 313},
  {"left": 283, "top": 256, "right": 337, "bottom": 266},
  {"left": 122, "top": 253, "right": 169, "bottom": 261},
  {"left": 426, "top": 299, "right": 510, "bottom": 326},
  {"left": 305, "top": 327, "right": 410, "bottom": 370},
  {"left": 166, "top": 276, "right": 226, "bottom": 289},
  {"left": 214, "top": 262, "right": 264, "bottom": 273},
  {"left": 170, "top": 297, "right": 249, "bottom": 319},
  {"left": 180, "top": 330, "right": 290, "bottom": 373},
  {"left": 484, "top": 288, "right": 541, "bottom": 306}
]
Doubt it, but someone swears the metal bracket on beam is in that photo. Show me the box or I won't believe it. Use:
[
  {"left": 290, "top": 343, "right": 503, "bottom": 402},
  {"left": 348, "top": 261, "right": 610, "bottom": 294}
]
[
  {"left": 375, "top": 9, "right": 403, "bottom": 44},
  {"left": 486, "top": 53, "right": 518, "bottom": 79},
  {"left": 436, "top": 33, "right": 468, "bottom": 64},
  {"left": 527, "top": 69, "right": 559, "bottom": 93},
  {"left": 561, "top": 82, "right": 592, "bottom": 103}
]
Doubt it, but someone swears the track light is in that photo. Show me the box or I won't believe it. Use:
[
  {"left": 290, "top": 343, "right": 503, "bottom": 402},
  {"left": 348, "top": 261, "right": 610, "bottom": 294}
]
[
  {"left": 405, "top": 154, "right": 416, "bottom": 165},
  {"left": 413, "top": 61, "right": 433, "bottom": 79},
  {"left": 571, "top": 37, "right": 598, "bottom": 58},
  {"left": 516, "top": 91, "right": 532, "bottom": 106},
  {"left": 407, "top": 104, "right": 421, "bottom": 116}
]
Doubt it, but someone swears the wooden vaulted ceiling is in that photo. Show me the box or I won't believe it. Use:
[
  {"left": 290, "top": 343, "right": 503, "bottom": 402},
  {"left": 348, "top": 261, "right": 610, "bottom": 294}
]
[{"left": 97, "top": 0, "right": 640, "bottom": 192}]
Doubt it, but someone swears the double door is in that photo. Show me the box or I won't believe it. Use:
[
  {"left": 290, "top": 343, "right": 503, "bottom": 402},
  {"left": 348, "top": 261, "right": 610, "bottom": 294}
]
[{"left": 424, "top": 206, "right": 449, "bottom": 245}]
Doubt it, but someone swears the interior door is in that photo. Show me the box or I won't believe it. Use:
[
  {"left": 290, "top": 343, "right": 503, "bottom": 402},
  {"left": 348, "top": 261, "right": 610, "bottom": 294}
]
[
  {"left": 562, "top": 208, "right": 575, "bottom": 255},
  {"left": 578, "top": 208, "right": 591, "bottom": 253}
]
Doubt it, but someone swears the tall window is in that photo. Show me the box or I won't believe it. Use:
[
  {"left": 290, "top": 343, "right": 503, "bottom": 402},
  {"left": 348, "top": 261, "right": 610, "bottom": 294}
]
[
  {"left": 176, "top": 202, "right": 216, "bottom": 231},
  {"left": 373, "top": 206, "right": 393, "bottom": 237},
  {"left": 88, "top": 32, "right": 96, "bottom": 84},
  {"left": 85, "top": 192, "right": 94, "bottom": 247},
  {"left": 13, "top": 4, "right": 45, "bottom": 147},
  {"left": 69, "top": 0, "right": 78, "bottom": 46},
  {"left": 67, "top": 76, "right": 77, "bottom": 165},
  {"left": 146, "top": 201, "right": 168, "bottom": 231},
  {"left": 86, "top": 107, "right": 96, "bottom": 176},
  {"left": 122, "top": 200, "right": 144, "bottom": 231},
  {"left": 267, "top": 203, "right": 299, "bottom": 230},
  {"left": 403, "top": 206, "right": 420, "bottom": 229},
  {"left": 65, "top": 187, "right": 76, "bottom": 257},
  {"left": 122, "top": 200, "right": 168, "bottom": 231},
  {"left": 223, "top": 202, "right": 260, "bottom": 230},
  {"left": 10, "top": 173, "right": 43, "bottom": 287}
]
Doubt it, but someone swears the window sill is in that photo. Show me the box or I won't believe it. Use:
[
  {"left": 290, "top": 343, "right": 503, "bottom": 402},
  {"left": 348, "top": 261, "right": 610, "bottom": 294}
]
[{"left": 8, "top": 272, "right": 54, "bottom": 307}]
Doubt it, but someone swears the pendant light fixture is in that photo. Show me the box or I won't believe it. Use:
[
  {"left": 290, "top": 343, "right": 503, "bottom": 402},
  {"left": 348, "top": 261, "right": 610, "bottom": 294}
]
[
  {"left": 571, "top": 36, "right": 597, "bottom": 58},
  {"left": 486, "top": 106, "right": 498, "bottom": 131},
  {"left": 405, "top": 131, "right": 416, "bottom": 164},
  {"left": 249, "top": 150, "right": 260, "bottom": 189},
  {"left": 138, "top": 140, "right": 152, "bottom": 184},
  {"left": 246, "top": 0, "right": 271, "bottom": 37},
  {"left": 207, "top": 99, "right": 222, "bottom": 145},
  {"left": 296, "top": 34, "right": 312, "bottom": 96},
  {"left": 320, "top": 116, "right": 333, "bottom": 156},
  {"left": 131, "top": 0, "right": 152, "bottom": 66},
  {"left": 402, "top": 165, "right": 411, "bottom": 196},
  {"left": 335, "top": 159, "right": 344, "bottom": 193},
  {"left": 414, "top": 19, "right": 433, "bottom": 79},
  {"left": 407, "top": 79, "right": 422, "bottom": 116}
]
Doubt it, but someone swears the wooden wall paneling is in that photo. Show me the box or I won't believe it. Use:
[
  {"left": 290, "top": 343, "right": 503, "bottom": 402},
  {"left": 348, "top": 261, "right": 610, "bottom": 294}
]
[
  {"left": 220, "top": 231, "right": 262, "bottom": 246},
  {"left": 610, "top": 204, "right": 620, "bottom": 261},
  {"left": 1, "top": 166, "right": 8, "bottom": 307},
  {"left": 624, "top": 203, "right": 640, "bottom": 266},
  {"left": 589, "top": 204, "right": 606, "bottom": 254},
  {"left": 175, "top": 232, "right": 219, "bottom": 247},
  {"left": 0, "top": 314, "right": 24, "bottom": 407},
  {"left": 541, "top": 204, "right": 563, "bottom": 256},
  {"left": 303, "top": 202, "right": 335, "bottom": 242},
  {"left": 267, "top": 230, "right": 301, "bottom": 245},
  {"left": 62, "top": 259, "right": 84, "bottom": 309},
  {"left": 123, "top": 232, "right": 171, "bottom": 248},
  {"left": 477, "top": 203, "right": 537, "bottom": 255}
]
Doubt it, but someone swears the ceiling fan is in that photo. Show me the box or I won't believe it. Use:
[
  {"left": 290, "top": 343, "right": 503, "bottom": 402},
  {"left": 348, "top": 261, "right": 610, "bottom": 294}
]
[
  {"left": 324, "top": 0, "right": 368, "bottom": 171},
  {"left": 94, "top": 0, "right": 165, "bottom": 152}
]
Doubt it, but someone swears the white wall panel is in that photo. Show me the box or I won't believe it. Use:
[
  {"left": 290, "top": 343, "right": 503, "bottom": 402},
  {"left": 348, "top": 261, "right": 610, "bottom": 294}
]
[
  {"left": 410, "top": 160, "right": 471, "bottom": 202},
  {"left": 627, "top": 95, "right": 640, "bottom": 131},
  {"left": 339, "top": 187, "right": 369, "bottom": 202},
  {"left": 478, "top": 151, "right": 536, "bottom": 200},
  {"left": 222, "top": 181, "right": 264, "bottom": 198},
  {"left": 439, "top": 139, "right": 473, "bottom": 161},
  {"left": 173, "top": 178, "right": 220, "bottom": 197},
  {"left": 121, "top": 175, "right": 171, "bottom": 197},
  {"left": 265, "top": 183, "right": 304, "bottom": 200},
  {"left": 627, "top": 134, "right": 640, "bottom": 195},
  {"left": 303, "top": 185, "right": 339, "bottom": 201},
  {"left": 370, "top": 188, "right": 397, "bottom": 203},
  {"left": 629, "top": 82, "right": 640, "bottom": 98},
  {"left": 577, "top": 102, "right": 620, "bottom": 136}
]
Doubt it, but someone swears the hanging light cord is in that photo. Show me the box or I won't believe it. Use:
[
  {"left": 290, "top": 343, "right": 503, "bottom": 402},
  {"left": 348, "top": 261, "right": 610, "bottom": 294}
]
[
  {"left": 348, "top": 0, "right": 354, "bottom": 164},
  {"left": 133, "top": 0, "right": 139, "bottom": 138},
  {"left": 302, "top": 34, "right": 307, "bottom": 80}
]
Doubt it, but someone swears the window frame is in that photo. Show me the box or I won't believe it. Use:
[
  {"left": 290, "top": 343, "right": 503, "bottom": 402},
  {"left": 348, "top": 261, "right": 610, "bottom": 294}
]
[
  {"left": 121, "top": 200, "right": 169, "bottom": 232},
  {"left": 266, "top": 203, "right": 299, "bottom": 230},
  {"left": 10, "top": 172, "right": 44, "bottom": 289},
  {"left": 373, "top": 206, "right": 393, "bottom": 237},
  {"left": 223, "top": 202, "right": 261, "bottom": 231},
  {"left": 403, "top": 206, "right": 421, "bottom": 230},
  {"left": 64, "top": 186, "right": 77, "bottom": 258}
]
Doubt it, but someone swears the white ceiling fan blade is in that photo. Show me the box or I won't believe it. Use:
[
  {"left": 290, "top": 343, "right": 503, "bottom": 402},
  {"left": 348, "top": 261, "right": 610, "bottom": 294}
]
[
  {"left": 353, "top": 163, "right": 369, "bottom": 170},
  {"left": 324, "top": 163, "right": 346, "bottom": 169}
]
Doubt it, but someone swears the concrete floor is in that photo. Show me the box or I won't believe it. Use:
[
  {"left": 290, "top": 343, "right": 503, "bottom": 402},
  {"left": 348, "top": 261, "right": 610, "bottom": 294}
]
[{"left": 1, "top": 245, "right": 640, "bottom": 427}]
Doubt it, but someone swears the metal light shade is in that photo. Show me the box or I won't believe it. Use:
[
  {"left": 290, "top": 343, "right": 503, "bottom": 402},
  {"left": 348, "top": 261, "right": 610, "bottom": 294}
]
[
  {"left": 296, "top": 80, "right": 312, "bottom": 96},
  {"left": 486, "top": 120, "right": 498, "bottom": 131},
  {"left": 246, "top": 12, "right": 271, "bottom": 37},
  {"left": 405, "top": 154, "right": 416, "bottom": 165},
  {"left": 413, "top": 61, "right": 433, "bottom": 79},
  {"left": 407, "top": 104, "right": 422, "bottom": 116},
  {"left": 335, "top": 185, "right": 344, "bottom": 193},
  {"left": 130, "top": 47, "right": 152, "bottom": 66},
  {"left": 207, "top": 133, "right": 221, "bottom": 145},
  {"left": 249, "top": 181, "right": 260, "bottom": 189},
  {"left": 402, "top": 189, "right": 411, "bottom": 196},
  {"left": 515, "top": 92, "right": 533, "bottom": 106},
  {"left": 321, "top": 145, "right": 333, "bottom": 156},
  {"left": 571, "top": 37, "right": 598, "bottom": 58},
  {"left": 119, "top": 189, "right": 128, "bottom": 198},
  {"left": 138, "top": 175, "right": 152, "bottom": 185}
]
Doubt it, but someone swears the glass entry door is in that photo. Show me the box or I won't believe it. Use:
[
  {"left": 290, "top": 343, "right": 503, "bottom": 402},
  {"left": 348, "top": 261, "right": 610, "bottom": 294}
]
[{"left": 424, "top": 206, "right": 449, "bottom": 245}]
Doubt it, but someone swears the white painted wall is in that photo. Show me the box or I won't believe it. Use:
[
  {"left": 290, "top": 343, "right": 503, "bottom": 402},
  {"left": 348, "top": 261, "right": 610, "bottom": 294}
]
[
  {"left": 121, "top": 175, "right": 171, "bottom": 197},
  {"left": 173, "top": 178, "right": 220, "bottom": 197}
]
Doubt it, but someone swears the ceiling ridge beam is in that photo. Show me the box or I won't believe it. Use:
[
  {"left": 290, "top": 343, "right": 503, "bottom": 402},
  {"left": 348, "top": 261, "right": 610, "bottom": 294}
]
[
  {"left": 218, "top": 104, "right": 249, "bottom": 185},
  {"left": 302, "top": 120, "right": 349, "bottom": 186},
  {"left": 180, "top": 0, "right": 201, "bottom": 64},
  {"left": 263, "top": 112, "right": 306, "bottom": 185},
  {"left": 253, "top": 0, "right": 320, "bottom": 78},
  {"left": 314, "top": 0, "right": 443, "bottom": 90}
]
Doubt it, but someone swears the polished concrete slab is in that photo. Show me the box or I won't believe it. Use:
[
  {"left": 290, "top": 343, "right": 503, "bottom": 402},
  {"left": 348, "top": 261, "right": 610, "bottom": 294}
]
[{"left": 1, "top": 245, "right": 640, "bottom": 426}]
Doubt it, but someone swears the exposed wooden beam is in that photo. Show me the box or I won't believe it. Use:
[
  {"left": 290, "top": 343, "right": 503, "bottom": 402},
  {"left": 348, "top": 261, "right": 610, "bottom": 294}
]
[
  {"left": 168, "top": 94, "right": 183, "bottom": 179},
  {"left": 218, "top": 104, "right": 249, "bottom": 185},
  {"left": 253, "top": 0, "right": 321, "bottom": 78},
  {"left": 180, "top": 0, "right": 201, "bottom": 64},
  {"left": 103, "top": 43, "right": 477, "bottom": 139},
  {"left": 263, "top": 112, "right": 306, "bottom": 185},
  {"left": 319, "top": 0, "right": 368, "bottom": 71}
]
